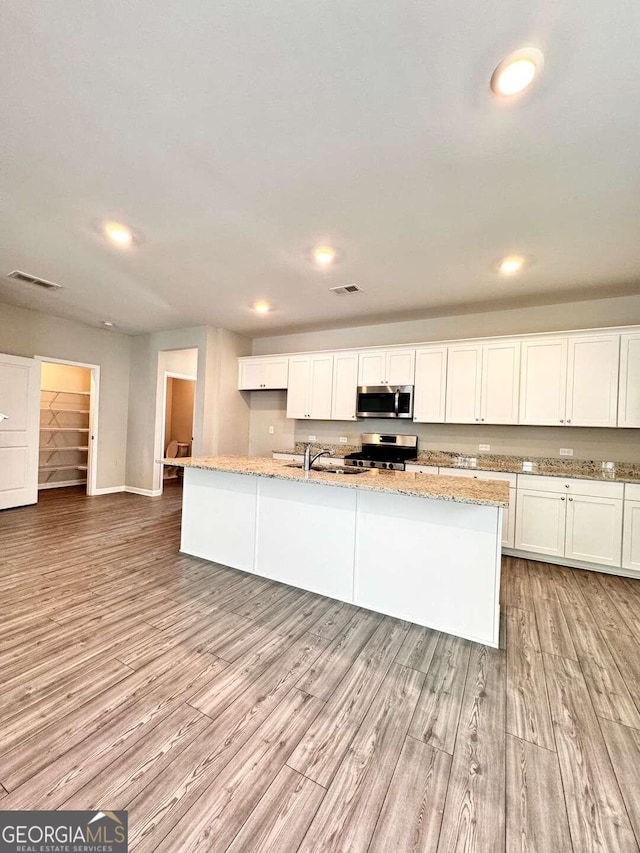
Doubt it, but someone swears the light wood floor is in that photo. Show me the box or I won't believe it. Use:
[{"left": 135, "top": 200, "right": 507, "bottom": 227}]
[{"left": 1, "top": 484, "right": 640, "bottom": 852}]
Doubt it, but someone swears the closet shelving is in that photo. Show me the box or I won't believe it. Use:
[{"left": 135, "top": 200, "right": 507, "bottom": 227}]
[{"left": 39, "top": 388, "right": 91, "bottom": 488}]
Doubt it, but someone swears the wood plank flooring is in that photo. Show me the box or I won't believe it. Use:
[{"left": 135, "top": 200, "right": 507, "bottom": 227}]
[{"left": 1, "top": 483, "right": 640, "bottom": 852}]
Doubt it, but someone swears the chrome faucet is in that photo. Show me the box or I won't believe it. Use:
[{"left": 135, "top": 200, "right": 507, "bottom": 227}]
[{"left": 303, "top": 444, "right": 335, "bottom": 472}]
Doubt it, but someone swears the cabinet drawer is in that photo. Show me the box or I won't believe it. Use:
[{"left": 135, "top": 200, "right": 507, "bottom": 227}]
[
  {"left": 405, "top": 464, "right": 439, "bottom": 475},
  {"left": 439, "top": 467, "right": 517, "bottom": 487},
  {"left": 625, "top": 483, "right": 640, "bottom": 500},
  {"left": 517, "top": 474, "right": 624, "bottom": 500}
]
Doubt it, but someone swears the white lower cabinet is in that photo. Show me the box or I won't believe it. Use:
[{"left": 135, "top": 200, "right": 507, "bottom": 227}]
[
  {"left": 515, "top": 490, "right": 567, "bottom": 557},
  {"left": 515, "top": 475, "right": 623, "bottom": 567},
  {"left": 622, "top": 493, "right": 640, "bottom": 572}
]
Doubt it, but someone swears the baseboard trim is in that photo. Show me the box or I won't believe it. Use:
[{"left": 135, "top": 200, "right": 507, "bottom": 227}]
[
  {"left": 125, "top": 486, "right": 163, "bottom": 497},
  {"left": 91, "top": 486, "right": 126, "bottom": 496},
  {"left": 502, "top": 547, "right": 638, "bottom": 579},
  {"left": 38, "top": 480, "right": 88, "bottom": 491}
]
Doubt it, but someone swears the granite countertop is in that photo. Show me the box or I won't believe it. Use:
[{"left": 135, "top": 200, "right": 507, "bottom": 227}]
[
  {"left": 273, "top": 445, "right": 640, "bottom": 484},
  {"left": 163, "top": 456, "right": 510, "bottom": 508}
]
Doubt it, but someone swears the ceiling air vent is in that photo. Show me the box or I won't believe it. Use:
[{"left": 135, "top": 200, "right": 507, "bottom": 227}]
[
  {"left": 6, "top": 270, "right": 63, "bottom": 290},
  {"left": 329, "top": 283, "right": 363, "bottom": 296}
]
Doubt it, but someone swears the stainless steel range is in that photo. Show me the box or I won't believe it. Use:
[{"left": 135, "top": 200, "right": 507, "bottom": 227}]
[{"left": 344, "top": 433, "right": 418, "bottom": 471}]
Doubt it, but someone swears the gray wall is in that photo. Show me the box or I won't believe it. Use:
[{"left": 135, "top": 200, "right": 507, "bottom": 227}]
[{"left": 0, "top": 301, "right": 131, "bottom": 489}]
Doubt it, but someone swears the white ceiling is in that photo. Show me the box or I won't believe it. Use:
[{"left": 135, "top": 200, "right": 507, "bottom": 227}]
[{"left": 1, "top": 1, "right": 639, "bottom": 337}]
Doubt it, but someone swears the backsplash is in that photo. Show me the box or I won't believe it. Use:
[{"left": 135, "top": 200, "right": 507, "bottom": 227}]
[{"left": 288, "top": 419, "right": 640, "bottom": 463}]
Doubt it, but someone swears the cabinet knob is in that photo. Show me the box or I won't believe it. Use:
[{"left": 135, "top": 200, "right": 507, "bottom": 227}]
[
  {"left": 567, "top": 419, "right": 571, "bottom": 423},
  {"left": 564, "top": 484, "right": 570, "bottom": 488},
  {"left": 481, "top": 418, "right": 485, "bottom": 422},
  {"left": 561, "top": 496, "right": 565, "bottom": 501},
  {"left": 568, "top": 497, "right": 573, "bottom": 501},
  {"left": 560, "top": 419, "right": 564, "bottom": 423}
]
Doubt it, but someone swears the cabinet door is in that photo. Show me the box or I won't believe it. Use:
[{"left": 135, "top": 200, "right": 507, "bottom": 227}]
[
  {"left": 308, "top": 354, "right": 334, "bottom": 420},
  {"left": 502, "top": 488, "right": 516, "bottom": 548},
  {"left": 481, "top": 341, "right": 520, "bottom": 424},
  {"left": 445, "top": 344, "right": 482, "bottom": 423},
  {"left": 565, "top": 494, "right": 622, "bottom": 567},
  {"left": 331, "top": 353, "right": 358, "bottom": 420},
  {"left": 264, "top": 358, "right": 289, "bottom": 389},
  {"left": 413, "top": 347, "right": 447, "bottom": 423},
  {"left": 238, "top": 359, "right": 264, "bottom": 390},
  {"left": 515, "top": 489, "right": 566, "bottom": 557},
  {"left": 618, "top": 333, "right": 640, "bottom": 428},
  {"left": 519, "top": 338, "right": 568, "bottom": 425},
  {"left": 566, "top": 335, "right": 619, "bottom": 427},
  {"left": 286, "top": 357, "right": 310, "bottom": 419},
  {"left": 386, "top": 349, "right": 416, "bottom": 385},
  {"left": 358, "top": 352, "right": 386, "bottom": 386},
  {"left": 622, "top": 500, "right": 640, "bottom": 572}
]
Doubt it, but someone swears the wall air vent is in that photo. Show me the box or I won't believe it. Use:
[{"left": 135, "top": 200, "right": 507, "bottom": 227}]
[
  {"left": 329, "top": 283, "right": 363, "bottom": 296},
  {"left": 6, "top": 270, "right": 63, "bottom": 290}
]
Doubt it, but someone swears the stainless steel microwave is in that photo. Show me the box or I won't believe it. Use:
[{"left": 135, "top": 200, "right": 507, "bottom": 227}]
[{"left": 356, "top": 386, "right": 414, "bottom": 419}]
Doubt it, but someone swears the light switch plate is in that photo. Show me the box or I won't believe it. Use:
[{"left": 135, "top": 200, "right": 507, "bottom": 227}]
[
  {"left": 268, "top": 426, "right": 274, "bottom": 435},
  {"left": 339, "top": 436, "right": 348, "bottom": 443},
  {"left": 308, "top": 434, "right": 317, "bottom": 441},
  {"left": 559, "top": 448, "right": 574, "bottom": 457},
  {"left": 479, "top": 444, "right": 490, "bottom": 452}
]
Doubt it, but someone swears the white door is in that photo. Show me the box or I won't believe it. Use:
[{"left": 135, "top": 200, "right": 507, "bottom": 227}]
[
  {"left": 481, "top": 340, "right": 520, "bottom": 424},
  {"left": 445, "top": 344, "right": 482, "bottom": 423},
  {"left": 386, "top": 350, "right": 415, "bottom": 385},
  {"left": 413, "top": 347, "right": 447, "bottom": 423},
  {"left": 519, "top": 337, "right": 568, "bottom": 426},
  {"left": 264, "top": 358, "right": 289, "bottom": 389},
  {"left": 515, "top": 489, "right": 567, "bottom": 557},
  {"left": 566, "top": 335, "right": 619, "bottom": 427},
  {"left": 286, "top": 357, "right": 310, "bottom": 419},
  {"left": 331, "top": 353, "right": 358, "bottom": 420},
  {"left": 358, "top": 352, "right": 386, "bottom": 386},
  {"left": 308, "top": 355, "right": 334, "bottom": 419},
  {"left": 622, "top": 501, "right": 640, "bottom": 572},
  {"left": 618, "top": 333, "right": 640, "bottom": 428},
  {"left": 0, "top": 353, "right": 41, "bottom": 510},
  {"left": 565, "top": 494, "right": 623, "bottom": 567}
]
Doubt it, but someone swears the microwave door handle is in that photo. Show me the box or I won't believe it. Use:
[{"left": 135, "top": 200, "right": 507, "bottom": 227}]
[{"left": 394, "top": 388, "right": 400, "bottom": 416}]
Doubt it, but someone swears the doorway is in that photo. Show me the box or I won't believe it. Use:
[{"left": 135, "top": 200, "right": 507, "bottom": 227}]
[
  {"left": 162, "top": 374, "right": 196, "bottom": 482},
  {"left": 37, "top": 358, "right": 99, "bottom": 495}
]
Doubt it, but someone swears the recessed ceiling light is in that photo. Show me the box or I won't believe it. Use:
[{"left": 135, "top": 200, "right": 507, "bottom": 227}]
[
  {"left": 104, "top": 222, "right": 134, "bottom": 247},
  {"left": 102, "top": 320, "right": 115, "bottom": 327},
  {"left": 491, "top": 48, "right": 544, "bottom": 97},
  {"left": 313, "top": 246, "right": 336, "bottom": 265},
  {"left": 252, "top": 301, "right": 271, "bottom": 314},
  {"left": 497, "top": 255, "right": 526, "bottom": 275}
]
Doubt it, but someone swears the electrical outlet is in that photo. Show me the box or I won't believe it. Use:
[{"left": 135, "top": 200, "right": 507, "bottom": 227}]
[
  {"left": 339, "top": 436, "right": 348, "bottom": 444},
  {"left": 522, "top": 461, "right": 534, "bottom": 472},
  {"left": 308, "top": 434, "right": 316, "bottom": 441},
  {"left": 268, "top": 425, "right": 274, "bottom": 435},
  {"left": 479, "top": 444, "right": 490, "bottom": 452},
  {"left": 559, "top": 448, "right": 574, "bottom": 457}
]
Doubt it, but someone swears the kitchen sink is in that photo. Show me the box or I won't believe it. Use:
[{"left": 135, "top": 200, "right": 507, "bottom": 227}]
[{"left": 285, "top": 463, "right": 364, "bottom": 475}]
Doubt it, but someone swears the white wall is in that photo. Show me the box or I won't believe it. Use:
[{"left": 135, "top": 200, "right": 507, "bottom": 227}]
[
  {"left": 0, "top": 301, "right": 130, "bottom": 490},
  {"left": 252, "top": 293, "right": 640, "bottom": 355}
]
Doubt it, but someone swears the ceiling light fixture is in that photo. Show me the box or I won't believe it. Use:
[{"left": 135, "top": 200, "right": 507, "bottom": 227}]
[
  {"left": 497, "top": 255, "right": 526, "bottom": 275},
  {"left": 252, "top": 301, "right": 271, "bottom": 314},
  {"left": 313, "top": 246, "right": 336, "bottom": 265},
  {"left": 102, "top": 321, "right": 115, "bottom": 327},
  {"left": 491, "top": 48, "right": 544, "bottom": 97},
  {"left": 104, "top": 222, "right": 134, "bottom": 247}
]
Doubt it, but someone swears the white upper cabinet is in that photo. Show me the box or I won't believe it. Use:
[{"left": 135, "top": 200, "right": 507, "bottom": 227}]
[
  {"left": 238, "top": 357, "right": 288, "bottom": 390},
  {"left": 358, "top": 349, "right": 415, "bottom": 386},
  {"left": 286, "top": 354, "right": 334, "bottom": 420},
  {"left": 566, "top": 334, "right": 619, "bottom": 427},
  {"left": 445, "top": 344, "right": 482, "bottom": 423},
  {"left": 331, "top": 352, "right": 358, "bottom": 421},
  {"left": 519, "top": 337, "right": 568, "bottom": 425},
  {"left": 480, "top": 340, "right": 521, "bottom": 424},
  {"left": 618, "top": 332, "right": 640, "bottom": 427},
  {"left": 413, "top": 346, "right": 447, "bottom": 423}
]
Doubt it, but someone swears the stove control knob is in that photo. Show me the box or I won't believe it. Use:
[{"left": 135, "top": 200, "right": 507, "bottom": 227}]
[
  {"left": 381, "top": 462, "right": 387, "bottom": 469},
  {"left": 358, "top": 460, "right": 364, "bottom": 467},
  {"left": 369, "top": 461, "right": 375, "bottom": 467}
]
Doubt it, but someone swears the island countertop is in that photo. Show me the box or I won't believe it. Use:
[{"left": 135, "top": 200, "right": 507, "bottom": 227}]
[{"left": 163, "top": 455, "right": 510, "bottom": 508}]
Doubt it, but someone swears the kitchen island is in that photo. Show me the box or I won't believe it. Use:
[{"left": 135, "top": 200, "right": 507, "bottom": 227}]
[{"left": 167, "top": 456, "right": 509, "bottom": 647}]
